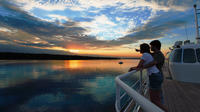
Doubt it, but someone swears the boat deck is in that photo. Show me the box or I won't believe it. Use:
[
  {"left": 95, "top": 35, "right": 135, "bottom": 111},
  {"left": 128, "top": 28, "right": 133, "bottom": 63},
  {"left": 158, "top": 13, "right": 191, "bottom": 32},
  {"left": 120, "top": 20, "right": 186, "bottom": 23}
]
[{"left": 162, "top": 65, "right": 200, "bottom": 112}]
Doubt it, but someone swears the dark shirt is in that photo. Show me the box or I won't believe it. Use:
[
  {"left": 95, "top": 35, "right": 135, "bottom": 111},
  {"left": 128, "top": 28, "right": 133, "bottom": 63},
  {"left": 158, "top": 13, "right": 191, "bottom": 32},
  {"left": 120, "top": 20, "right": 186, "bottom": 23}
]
[{"left": 152, "top": 51, "right": 165, "bottom": 73}]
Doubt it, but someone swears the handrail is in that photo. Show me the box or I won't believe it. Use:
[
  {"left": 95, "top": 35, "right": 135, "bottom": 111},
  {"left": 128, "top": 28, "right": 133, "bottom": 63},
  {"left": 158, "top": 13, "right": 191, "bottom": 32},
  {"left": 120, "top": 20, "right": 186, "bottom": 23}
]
[{"left": 115, "top": 70, "right": 164, "bottom": 112}]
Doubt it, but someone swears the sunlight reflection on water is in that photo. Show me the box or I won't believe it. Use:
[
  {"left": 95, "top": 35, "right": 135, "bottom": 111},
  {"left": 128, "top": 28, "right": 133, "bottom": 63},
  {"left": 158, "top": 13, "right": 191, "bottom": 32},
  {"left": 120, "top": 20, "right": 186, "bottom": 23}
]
[{"left": 0, "top": 59, "right": 139, "bottom": 112}]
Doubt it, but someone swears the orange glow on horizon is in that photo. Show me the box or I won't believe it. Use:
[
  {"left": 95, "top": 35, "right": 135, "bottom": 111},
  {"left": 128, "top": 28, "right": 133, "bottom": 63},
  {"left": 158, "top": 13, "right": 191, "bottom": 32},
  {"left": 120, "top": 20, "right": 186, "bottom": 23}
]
[
  {"left": 33, "top": 45, "right": 169, "bottom": 58},
  {"left": 76, "top": 49, "right": 140, "bottom": 57},
  {"left": 66, "top": 44, "right": 86, "bottom": 50},
  {"left": 69, "top": 49, "right": 80, "bottom": 53}
]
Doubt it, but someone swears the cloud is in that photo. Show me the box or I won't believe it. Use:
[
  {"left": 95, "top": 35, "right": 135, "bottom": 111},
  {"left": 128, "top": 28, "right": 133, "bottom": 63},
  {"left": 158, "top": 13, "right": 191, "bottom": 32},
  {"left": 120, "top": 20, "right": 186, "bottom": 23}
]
[
  {"left": 0, "top": 27, "right": 12, "bottom": 33},
  {"left": 47, "top": 14, "right": 70, "bottom": 22},
  {"left": 13, "top": 0, "right": 74, "bottom": 11},
  {"left": 77, "top": 0, "right": 194, "bottom": 12},
  {"left": 150, "top": 0, "right": 195, "bottom": 11},
  {"left": 94, "top": 15, "right": 116, "bottom": 26},
  {"left": 0, "top": 1, "right": 87, "bottom": 53},
  {"left": 0, "top": 42, "right": 70, "bottom": 54},
  {"left": 12, "top": 0, "right": 195, "bottom": 14},
  {"left": 79, "top": 15, "right": 118, "bottom": 40},
  {"left": 117, "top": 12, "right": 191, "bottom": 44},
  {"left": 0, "top": 9, "right": 86, "bottom": 38},
  {"left": 72, "top": 12, "right": 192, "bottom": 49},
  {"left": 115, "top": 17, "right": 128, "bottom": 21},
  {"left": 0, "top": 1, "right": 86, "bottom": 35},
  {"left": 0, "top": 0, "right": 196, "bottom": 55},
  {"left": 119, "top": 0, "right": 195, "bottom": 12}
]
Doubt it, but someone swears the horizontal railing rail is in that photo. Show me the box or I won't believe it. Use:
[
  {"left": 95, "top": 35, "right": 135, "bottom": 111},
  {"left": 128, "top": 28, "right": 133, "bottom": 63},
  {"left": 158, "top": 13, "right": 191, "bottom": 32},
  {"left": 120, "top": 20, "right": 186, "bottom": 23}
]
[{"left": 115, "top": 70, "right": 164, "bottom": 112}]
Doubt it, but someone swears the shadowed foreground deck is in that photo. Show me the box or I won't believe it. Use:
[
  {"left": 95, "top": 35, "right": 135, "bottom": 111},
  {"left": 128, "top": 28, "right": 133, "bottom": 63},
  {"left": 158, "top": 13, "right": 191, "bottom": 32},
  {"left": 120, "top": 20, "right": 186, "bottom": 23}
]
[{"left": 162, "top": 66, "right": 200, "bottom": 112}]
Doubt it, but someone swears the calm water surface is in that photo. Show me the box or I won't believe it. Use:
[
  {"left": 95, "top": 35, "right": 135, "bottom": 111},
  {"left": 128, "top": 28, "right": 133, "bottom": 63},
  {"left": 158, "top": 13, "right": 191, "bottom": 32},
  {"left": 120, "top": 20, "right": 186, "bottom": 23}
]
[{"left": 0, "top": 59, "right": 139, "bottom": 112}]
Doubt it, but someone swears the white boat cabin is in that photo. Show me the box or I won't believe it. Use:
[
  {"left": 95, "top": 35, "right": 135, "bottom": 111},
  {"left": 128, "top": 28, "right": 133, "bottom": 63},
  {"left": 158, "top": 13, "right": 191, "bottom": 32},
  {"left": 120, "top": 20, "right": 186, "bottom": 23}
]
[{"left": 167, "top": 41, "right": 200, "bottom": 83}]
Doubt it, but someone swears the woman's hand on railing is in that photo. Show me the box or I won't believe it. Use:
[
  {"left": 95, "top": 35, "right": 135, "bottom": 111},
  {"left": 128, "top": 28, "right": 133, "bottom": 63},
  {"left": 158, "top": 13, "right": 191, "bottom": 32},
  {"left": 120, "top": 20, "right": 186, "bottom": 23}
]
[
  {"left": 129, "top": 67, "right": 143, "bottom": 72},
  {"left": 128, "top": 67, "right": 137, "bottom": 72}
]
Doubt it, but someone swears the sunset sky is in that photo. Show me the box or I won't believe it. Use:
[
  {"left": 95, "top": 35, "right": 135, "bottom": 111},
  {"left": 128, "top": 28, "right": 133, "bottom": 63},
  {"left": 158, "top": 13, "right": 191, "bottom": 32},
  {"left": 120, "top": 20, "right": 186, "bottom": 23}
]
[{"left": 0, "top": 0, "right": 199, "bottom": 57}]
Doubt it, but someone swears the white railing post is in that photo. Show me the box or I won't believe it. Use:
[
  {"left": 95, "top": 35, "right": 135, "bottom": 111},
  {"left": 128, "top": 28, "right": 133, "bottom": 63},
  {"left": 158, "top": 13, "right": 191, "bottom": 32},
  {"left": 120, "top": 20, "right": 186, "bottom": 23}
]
[
  {"left": 116, "top": 83, "right": 121, "bottom": 111},
  {"left": 115, "top": 70, "right": 164, "bottom": 112},
  {"left": 139, "top": 70, "right": 143, "bottom": 93}
]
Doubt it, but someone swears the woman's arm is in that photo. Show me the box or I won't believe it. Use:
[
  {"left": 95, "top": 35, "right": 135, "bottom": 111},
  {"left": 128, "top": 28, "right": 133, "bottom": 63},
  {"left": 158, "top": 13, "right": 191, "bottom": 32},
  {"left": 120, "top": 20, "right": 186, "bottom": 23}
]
[
  {"left": 129, "top": 59, "right": 145, "bottom": 72},
  {"left": 137, "top": 59, "right": 145, "bottom": 69}
]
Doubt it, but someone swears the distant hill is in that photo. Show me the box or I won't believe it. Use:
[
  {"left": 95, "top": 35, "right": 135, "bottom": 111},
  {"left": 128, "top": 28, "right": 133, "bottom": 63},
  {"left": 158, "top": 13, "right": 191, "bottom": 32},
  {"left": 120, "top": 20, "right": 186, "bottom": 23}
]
[{"left": 0, "top": 52, "right": 120, "bottom": 60}]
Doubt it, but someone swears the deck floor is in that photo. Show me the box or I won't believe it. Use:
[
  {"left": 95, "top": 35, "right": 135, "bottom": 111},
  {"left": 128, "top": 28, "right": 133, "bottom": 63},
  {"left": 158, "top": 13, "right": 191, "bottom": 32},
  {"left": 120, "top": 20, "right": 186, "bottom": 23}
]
[{"left": 162, "top": 65, "right": 200, "bottom": 112}]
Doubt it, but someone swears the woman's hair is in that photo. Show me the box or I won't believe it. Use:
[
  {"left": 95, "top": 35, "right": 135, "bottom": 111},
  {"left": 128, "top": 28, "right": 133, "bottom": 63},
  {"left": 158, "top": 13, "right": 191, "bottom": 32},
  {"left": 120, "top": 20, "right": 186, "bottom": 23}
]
[{"left": 140, "top": 43, "right": 150, "bottom": 53}]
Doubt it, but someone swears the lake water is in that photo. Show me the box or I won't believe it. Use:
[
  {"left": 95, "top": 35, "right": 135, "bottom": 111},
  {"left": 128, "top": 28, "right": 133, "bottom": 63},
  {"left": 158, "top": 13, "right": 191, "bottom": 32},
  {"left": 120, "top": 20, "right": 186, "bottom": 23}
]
[{"left": 0, "top": 59, "right": 139, "bottom": 112}]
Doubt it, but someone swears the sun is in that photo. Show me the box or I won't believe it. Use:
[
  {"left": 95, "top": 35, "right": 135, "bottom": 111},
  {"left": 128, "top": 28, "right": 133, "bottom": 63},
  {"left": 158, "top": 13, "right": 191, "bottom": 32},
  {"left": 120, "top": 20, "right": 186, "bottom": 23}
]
[{"left": 69, "top": 49, "right": 80, "bottom": 53}]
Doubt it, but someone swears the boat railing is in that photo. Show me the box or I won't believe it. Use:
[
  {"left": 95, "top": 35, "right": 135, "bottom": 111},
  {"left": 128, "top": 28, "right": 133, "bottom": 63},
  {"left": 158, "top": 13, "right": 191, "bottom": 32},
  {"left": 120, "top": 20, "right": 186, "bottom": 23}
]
[{"left": 115, "top": 70, "right": 164, "bottom": 112}]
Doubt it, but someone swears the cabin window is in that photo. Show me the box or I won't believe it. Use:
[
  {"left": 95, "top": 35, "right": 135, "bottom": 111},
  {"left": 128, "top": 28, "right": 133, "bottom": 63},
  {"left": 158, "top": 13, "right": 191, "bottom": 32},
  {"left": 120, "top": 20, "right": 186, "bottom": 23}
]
[
  {"left": 183, "top": 49, "right": 196, "bottom": 63},
  {"left": 196, "top": 48, "right": 200, "bottom": 62},
  {"left": 171, "top": 49, "right": 182, "bottom": 62}
]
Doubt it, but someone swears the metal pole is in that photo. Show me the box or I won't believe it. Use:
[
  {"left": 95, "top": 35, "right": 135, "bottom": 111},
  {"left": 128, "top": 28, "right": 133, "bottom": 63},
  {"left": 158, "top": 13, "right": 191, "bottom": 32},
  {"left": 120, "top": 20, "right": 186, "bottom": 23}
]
[{"left": 194, "top": 4, "right": 200, "bottom": 44}]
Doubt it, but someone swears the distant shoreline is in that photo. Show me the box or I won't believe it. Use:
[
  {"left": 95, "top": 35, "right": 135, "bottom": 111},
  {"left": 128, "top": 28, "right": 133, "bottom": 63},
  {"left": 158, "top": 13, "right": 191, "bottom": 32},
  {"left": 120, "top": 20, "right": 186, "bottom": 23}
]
[{"left": 0, "top": 52, "right": 139, "bottom": 60}]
